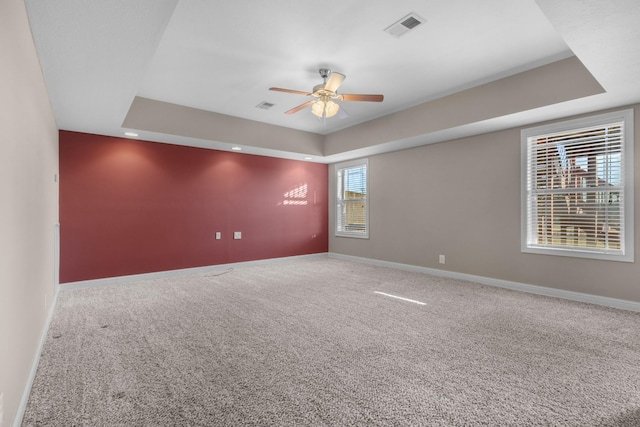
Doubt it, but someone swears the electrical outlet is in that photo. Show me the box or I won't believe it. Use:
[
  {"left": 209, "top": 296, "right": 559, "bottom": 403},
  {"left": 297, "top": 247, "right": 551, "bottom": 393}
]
[
  {"left": 233, "top": 231, "right": 242, "bottom": 240},
  {"left": 215, "top": 232, "right": 221, "bottom": 240},
  {"left": 439, "top": 254, "right": 445, "bottom": 264}
]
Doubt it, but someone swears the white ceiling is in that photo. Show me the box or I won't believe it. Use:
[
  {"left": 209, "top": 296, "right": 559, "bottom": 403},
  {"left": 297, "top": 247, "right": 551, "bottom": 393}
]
[{"left": 24, "top": 0, "right": 640, "bottom": 162}]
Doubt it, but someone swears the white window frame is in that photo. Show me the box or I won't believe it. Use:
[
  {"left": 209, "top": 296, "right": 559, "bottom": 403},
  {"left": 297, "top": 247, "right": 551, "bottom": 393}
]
[
  {"left": 521, "top": 109, "right": 634, "bottom": 262},
  {"left": 335, "top": 158, "right": 369, "bottom": 239}
]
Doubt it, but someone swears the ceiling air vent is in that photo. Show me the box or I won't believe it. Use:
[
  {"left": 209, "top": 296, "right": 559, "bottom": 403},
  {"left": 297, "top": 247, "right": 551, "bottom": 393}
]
[
  {"left": 384, "top": 13, "right": 425, "bottom": 38},
  {"left": 256, "top": 101, "right": 275, "bottom": 110}
]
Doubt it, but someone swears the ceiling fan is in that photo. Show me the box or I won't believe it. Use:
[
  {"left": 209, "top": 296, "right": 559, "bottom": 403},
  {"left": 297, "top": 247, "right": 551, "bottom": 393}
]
[{"left": 269, "top": 68, "right": 384, "bottom": 118}]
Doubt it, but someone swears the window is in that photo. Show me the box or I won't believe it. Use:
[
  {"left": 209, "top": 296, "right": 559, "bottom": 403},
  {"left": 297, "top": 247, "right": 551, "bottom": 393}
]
[
  {"left": 336, "top": 159, "right": 369, "bottom": 238},
  {"left": 521, "top": 109, "right": 634, "bottom": 262}
]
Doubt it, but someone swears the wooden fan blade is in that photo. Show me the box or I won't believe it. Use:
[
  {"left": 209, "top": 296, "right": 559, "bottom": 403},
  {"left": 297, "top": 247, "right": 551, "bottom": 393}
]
[
  {"left": 285, "top": 100, "right": 316, "bottom": 114},
  {"left": 269, "top": 87, "right": 311, "bottom": 96},
  {"left": 324, "top": 72, "right": 346, "bottom": 92},
  {"left": 339, "top": 94, "right": 384, "bottom": 102}
]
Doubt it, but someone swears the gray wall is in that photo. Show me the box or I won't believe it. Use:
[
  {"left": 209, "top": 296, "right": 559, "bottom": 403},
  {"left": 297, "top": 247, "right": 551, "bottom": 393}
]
[
  {"left": 0, "top": 0, "right": 59, "bottom": 425},
  {"left": 329, "top": 106, "right": 640, "bottom": 303}
]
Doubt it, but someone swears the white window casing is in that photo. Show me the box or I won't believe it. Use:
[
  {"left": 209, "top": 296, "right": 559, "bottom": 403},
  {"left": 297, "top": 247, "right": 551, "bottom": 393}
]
[
  {"left": 336, "top": 159, "right": 369, "bottom": 239},
  {"left": 521, "top": 109, "right": 634, "bottom": 262}
]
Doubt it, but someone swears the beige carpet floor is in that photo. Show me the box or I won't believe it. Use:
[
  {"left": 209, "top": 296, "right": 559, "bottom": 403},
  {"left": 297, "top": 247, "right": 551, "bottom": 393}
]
[{"left": 22, "top": 257, "right": 640, "bottom": 426}]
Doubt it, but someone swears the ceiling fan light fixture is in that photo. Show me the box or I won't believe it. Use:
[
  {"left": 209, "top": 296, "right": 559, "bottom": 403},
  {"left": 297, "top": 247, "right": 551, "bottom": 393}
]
[
  {"left": 324, "top": 100, "right": 339, "bottom": 118},
  {"left": 311, "top": 100, "right": 325, "bottom": 117},
  {"left": 311, "top": 99, "right": 339, "bottom": 118}
]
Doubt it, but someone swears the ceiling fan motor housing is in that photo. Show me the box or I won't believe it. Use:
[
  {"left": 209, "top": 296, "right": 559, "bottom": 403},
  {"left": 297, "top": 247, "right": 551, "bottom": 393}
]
[
  {"left": 313, "top": 84, "right": 335, "bottom": 97},
  {"left": 318, "top": 68, "right": 332, "bottom": 79}
]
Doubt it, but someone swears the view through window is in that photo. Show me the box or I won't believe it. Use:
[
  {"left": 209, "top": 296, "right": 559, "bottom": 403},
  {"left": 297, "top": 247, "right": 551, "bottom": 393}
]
[
  {"left": 521, "top": 109, "right": 634, "bottom": 261},
  {"left": 336, "top": 159, "right": 368, "bottom": 238}
]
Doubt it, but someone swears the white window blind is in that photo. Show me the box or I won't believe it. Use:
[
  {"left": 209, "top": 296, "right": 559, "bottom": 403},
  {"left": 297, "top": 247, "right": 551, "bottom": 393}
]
[
  {"left": 521, "top": 109, "right": 634, "bottom": 262},
  {"left": 336, "top": 159, "right": 369, "bottom": 238}
]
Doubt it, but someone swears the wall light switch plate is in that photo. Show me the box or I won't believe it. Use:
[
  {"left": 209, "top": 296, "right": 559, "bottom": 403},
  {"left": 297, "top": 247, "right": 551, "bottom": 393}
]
[
  {"left": 439, "top": 254, "right": 445, "bottom": 264},
  {"left": 215, "top": 232, "right": 221, "bottom": 240},
  {"left": 234, "top": 231, "right": 242, "bottom": 240}
]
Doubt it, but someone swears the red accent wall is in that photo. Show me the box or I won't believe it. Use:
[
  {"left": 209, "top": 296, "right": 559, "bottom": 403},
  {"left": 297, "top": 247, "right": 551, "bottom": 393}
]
[{"left": 59, "top": 131, "right": 328, "bottom": 283}]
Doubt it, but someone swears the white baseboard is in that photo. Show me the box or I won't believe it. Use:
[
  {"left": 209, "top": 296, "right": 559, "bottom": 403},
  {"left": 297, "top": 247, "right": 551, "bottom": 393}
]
[
  {"left": 60, "top": 253, "right": 329, "bottom": 290},
  {"left": 13, "top": 286, "right": 59, "bottom": 427},
  {"left": 328, "top": 253, "right": 640, "bottom": 313},
  {"left": 61, "top": 251, "right": 640, "bottom": 312}
]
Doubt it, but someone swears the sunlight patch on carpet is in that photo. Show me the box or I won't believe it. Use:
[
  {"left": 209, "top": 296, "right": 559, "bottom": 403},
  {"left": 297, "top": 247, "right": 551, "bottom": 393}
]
[{"left": 374, "top": 291, "right": 426, "bottom": 305}]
